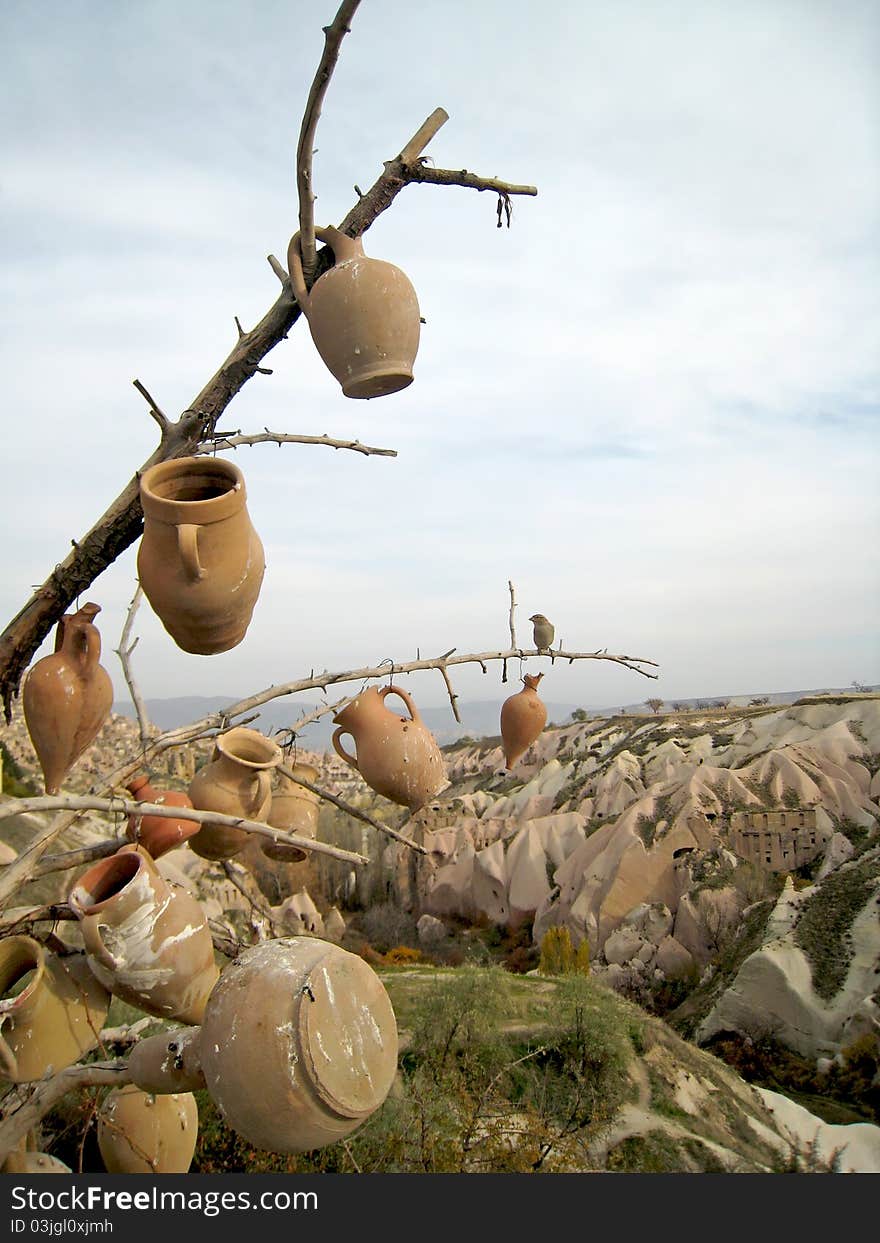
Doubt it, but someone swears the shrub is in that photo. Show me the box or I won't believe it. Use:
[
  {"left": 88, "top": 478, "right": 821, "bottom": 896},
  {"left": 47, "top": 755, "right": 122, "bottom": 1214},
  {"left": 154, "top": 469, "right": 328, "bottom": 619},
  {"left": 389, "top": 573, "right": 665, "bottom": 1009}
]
[
  {"left": 539, "top": 926, "right": 590, "bottom": 976},
  {"left": 384, "top": 945, "right": 423, "bottom": 965}
]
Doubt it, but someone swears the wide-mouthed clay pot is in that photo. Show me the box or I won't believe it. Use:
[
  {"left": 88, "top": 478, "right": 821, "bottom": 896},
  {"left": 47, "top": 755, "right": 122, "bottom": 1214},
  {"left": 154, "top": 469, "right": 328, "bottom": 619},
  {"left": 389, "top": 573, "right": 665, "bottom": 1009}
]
[
  {"left": 69, "top": 846, "right": 218, "bottom": 1024},
  {"left": 187, "top": 727, "right": 282, "bottom": 860},
  {"left": 332, "top": 686, "right": 446, "bottom": 811},
  {"left": 197, "top": 938, "right": 398, "bottom": 1153},
  {"left": 288, "top": 225, "right": 420, "bottom": 399},
  {"left": 0, "top": 936, "right": 109, "bottom": 1082},
  {"left": 125, "top": 774, "right": 200, "bottom": 859},
  {"left": 22, "top": 603, "right": 113, "bottom": 795},
  {"left": 262, "top": 762, "right": 320, "bottom": 862},
  {"left": 137, "top": 456, "right": 265, "bottom": 655},
  {"left": 97, "top": 1084, "right": 198, "bottom": 1174},
  {"left": 500, "top": 673, "right": 548, "bottom": 768}
]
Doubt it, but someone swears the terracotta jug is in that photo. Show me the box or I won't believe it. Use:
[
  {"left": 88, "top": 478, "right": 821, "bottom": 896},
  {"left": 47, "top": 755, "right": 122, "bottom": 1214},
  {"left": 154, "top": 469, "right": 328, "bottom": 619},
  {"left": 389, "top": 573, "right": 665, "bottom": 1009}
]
[
  {"left": 22, "top": 603, "right": 113, "bottom": 795},
  {"left": 0, "top": 936, "right": 110, "bottom": 1082},
  {"left": 69, "top": 846, "right": 218, "bottom": 1024},
  {"left": 97, "top": 1085, "right": 198, "bottom": 1174},
  {"left": 125, "top": 774, "right": 200, "bottom": 858},
  {"left": 288, "top": 225, "right": 420, "bottom": 399},
  {"left": 187, "top": 727, "right": 282, "bottom": 860},
  {"left": 262, "top": 762, "right": 320, "bottom": 862},
  {"left": 332, "top": 686, "right": 447, "bottom": 811},
  {"left": 137, "top": 456, "right": 265, "bottom": 654},
  {"left": 500, "top": 673, "right": 548, "bottom": 768},
  {"left": 198, "top": 938, "right": 398, "bottom": 1153}
]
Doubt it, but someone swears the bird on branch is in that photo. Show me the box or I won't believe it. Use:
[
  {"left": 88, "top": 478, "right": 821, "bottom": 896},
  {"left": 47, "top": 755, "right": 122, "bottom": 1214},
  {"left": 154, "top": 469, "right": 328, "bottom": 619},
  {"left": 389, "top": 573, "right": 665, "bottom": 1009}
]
[{"left": 529, "top": 613, "right": 555, "bottom": 653}]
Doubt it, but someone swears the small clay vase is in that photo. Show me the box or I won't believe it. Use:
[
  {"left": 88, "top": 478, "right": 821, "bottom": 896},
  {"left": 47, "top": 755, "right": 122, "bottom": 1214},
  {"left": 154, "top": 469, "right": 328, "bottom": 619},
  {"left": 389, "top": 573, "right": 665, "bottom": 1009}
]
[
  {"left": 0, "top": 936, "right": 110, "bottom": 1082},
  {"left": 187, "top": 727, "right": 282, "bottom": 860},
  {"left": 69, "top": 846, "right": 218, "bottom": 1024},
  {"left": 125, "top": 774, "right": 200, "bottom": 859},
  {"left": 262, "top": 762, "right": 320, "bottom": 862},
  {"left": 198, "top": 938, "right": 398, "bottom": 1153},
  {"left": 500, "top": 673, "right": 548, "bottom": 768},
  {"left": 22, "top": 603, "right": 113, "bottom": 794},
  {"left": 288, "top": 225, "right": 421, "bottom": 399},
  {"left": 137, "top": 456, "right": 265, "bottom": 655},
  {"left": 332, "top": 686, "right": 447, "bottom": 811},
  {"left": 127, "top": 1027, "right": 206, "bottom": 1096},
  {"left": 97, "top": 1084, "right": 198, "bottom": 1174}
]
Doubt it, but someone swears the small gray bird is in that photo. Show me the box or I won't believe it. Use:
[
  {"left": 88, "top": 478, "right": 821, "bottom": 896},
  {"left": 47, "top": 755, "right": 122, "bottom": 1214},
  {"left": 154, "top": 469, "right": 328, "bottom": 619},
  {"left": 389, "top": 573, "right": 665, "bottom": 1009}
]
[{"left": 529, "top": 613, "right": 555, "bottom": 653}]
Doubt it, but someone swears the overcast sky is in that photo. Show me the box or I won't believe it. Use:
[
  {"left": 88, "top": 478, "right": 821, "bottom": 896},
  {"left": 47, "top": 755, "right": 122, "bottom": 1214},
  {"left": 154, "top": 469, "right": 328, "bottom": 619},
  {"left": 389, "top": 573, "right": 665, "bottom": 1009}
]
[{"left": 1, "top": 0, "right": 878, "bottom": 722}]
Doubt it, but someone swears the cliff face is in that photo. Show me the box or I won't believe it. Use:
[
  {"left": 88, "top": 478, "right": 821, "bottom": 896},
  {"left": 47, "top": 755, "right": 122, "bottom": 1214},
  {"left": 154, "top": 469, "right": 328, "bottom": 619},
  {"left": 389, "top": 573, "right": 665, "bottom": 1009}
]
[{"left": 408, "top": 699, "right": 880, "bottom": 1057}]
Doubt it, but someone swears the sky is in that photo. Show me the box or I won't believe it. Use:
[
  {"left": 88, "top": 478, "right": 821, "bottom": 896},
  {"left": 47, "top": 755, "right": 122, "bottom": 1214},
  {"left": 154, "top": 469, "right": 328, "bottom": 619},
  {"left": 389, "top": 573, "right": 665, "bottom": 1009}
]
[{"left": 1, "top": 0, "right": 878, "bottom": 723}]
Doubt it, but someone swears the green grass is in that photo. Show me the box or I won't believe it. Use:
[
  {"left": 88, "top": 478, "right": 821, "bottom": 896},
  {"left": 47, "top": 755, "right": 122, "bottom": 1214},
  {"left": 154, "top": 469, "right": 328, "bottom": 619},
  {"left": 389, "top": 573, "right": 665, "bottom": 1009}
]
[{"left": 793, "top": 852, "right": 880, "bottom": 1000}]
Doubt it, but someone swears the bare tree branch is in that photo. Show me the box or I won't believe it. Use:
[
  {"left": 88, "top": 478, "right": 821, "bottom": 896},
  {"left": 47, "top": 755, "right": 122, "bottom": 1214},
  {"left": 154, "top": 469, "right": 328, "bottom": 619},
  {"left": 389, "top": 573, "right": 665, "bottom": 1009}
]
[
  {"left": 196, "top": 430, "right": 397, "bottom": 458},
  {"left": 400, "top": 164, "right": 538, "bottom": 198},
  {"left": 0, "top": 1061, "right": 131, "bottom": 1163},
  {"left": 297, "top": 0, "right": 362, "bottom": 281},
  {"left": 114, "top": 585, "right": 153, "bottom": 748},
  {"left": 277, "top": 763, "right": 428, "bottom": 856},
  {"left": 508, "top": 580, "right": 518, "bottom": 648},
  {"left": 0, "top": 797, "right": 368, "bottom": 910}
]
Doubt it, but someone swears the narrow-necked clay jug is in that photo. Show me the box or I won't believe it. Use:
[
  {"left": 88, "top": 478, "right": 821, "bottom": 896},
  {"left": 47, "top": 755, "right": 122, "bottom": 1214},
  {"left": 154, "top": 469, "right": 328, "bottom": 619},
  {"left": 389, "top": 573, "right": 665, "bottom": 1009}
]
[
  {"left": 22, "top": 603, "right": 113, "bottom": 795},
  {"left": 125, "top": 774, "right": 200, "bottom": 858},
  {"left": 332, "top": 686, "right": 447, "bottom": 811},
  {"left": 288, "top": 225, "right": 421, "bottom": 399},
  {"left": 187, "top": 727, "right": 282, "bottom": 860},
  {"left": 97, "top": 1084, "right": 198, "bottom": 1174},
  {"left": 69, "top": 846, "right": 218, "bottom": 1024},
  {"left": 500, "top": 673, "right": 548, "bottom": 768},
  {"left": 137, "top": 456, "right": 265, "bottom": 655},
  {"left": 198, "top": 938, "right": 398, "bottom": 1153},
  {"left": 0, "top": 936, "right": 110, "bottom": 1082},
  {"left": 262, "top": 762, "right": 320, "bottom": 862}
]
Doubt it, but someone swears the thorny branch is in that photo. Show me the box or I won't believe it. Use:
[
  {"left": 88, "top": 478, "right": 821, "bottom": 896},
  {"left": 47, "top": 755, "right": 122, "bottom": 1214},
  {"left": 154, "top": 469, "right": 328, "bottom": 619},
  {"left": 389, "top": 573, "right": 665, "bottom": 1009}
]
[
  {"left": 296, "top": 1, "right": 362, "bottom": 281},
  {"left": 278, "top": 764, "right": 428, "bottom": 857},
  {"left": 0, "top": 1061, "right": 132, "bottom": 1163},
  {"left": 113, "top": 586, "right": 153, "bottom": 748},
  {"left": 197, "top": 430, "right": 397, "bottom": 458}
]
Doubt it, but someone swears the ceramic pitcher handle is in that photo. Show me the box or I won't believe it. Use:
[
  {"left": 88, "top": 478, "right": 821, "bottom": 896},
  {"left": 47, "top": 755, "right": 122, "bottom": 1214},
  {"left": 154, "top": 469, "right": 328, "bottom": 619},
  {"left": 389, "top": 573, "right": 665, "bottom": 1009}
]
[
  {"left": 379, "top": 685, "right": 420, "bottom": 722},
  {"left": 177, "top": 525, "right": 206, "bottom": 582},
  {"left": 287, "top": 226, "right": 361, "bottom": 315},
  {"left": 332, "top": 728, "right": 360, "bottom": 772},
  {"left": 0, "top": 1032, "right": 19, "bottom": 1079},
  {"left": 80, "top": 917, "right": 120, "bottom": 975}
]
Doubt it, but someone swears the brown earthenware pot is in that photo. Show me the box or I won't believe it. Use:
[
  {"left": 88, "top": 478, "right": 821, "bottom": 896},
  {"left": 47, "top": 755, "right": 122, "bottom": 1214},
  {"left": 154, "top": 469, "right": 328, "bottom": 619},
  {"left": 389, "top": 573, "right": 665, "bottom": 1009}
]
[
  {"left": 97, "top": 1084, "right": 198, "bottom": 1174},
  {"left": 0, "top": 936, "right": 110, "bottom": 1082},
  {"left": 125, "top": 774, "right": 200, "bottom": 859},
  {"left": 187, "top": 727, "right": 282, "bottom": 860},
  {"left": 500, "top": 673, "right": 548, "bottom": 768},
  {"left": 69, "top": 846, "right": 218, "bottom": 1024},
  {"left": 137, "top": 456, "right": 265, "bottom": 655},
  {"left": 22, "top": 603, "right": 113, "bottom": 795},
  {"left": 332, "top": 686, "right": 446, "bottom": 811},
  {"left": 287, "top": 225, "right": 420, "bottom": 399},
  {"left": 198, "top": 938, "right": 398, "bottom": 1153},
  {"left": 262, "top": 762, "right": 320, "bottom": 862}
]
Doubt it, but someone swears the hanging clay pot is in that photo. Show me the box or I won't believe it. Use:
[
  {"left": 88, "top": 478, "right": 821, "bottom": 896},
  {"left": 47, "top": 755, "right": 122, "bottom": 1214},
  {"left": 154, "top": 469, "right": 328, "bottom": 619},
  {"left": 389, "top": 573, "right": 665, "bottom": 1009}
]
[
  {"left": 0, "top": 936, "right": 110, "bottom": 1083},
  {"left": 187, "top": 727, "right": 282, "bottom": 860},
  {"left": 288, "top": 225, "right": 421, "bottom": 399},
  {"left": 97, "top": 1084, "right": 198, "bottom": 1174},
  {"left": 125, "top": 774, "right": 200, "bottom": 859},
  {"left": 137, "top": 456, "right": 265, "bottom": 655},
  {"left": 262, "top": 762, "right": 320, "bottom": 862},
  {"left": 198, "top": 938, "right": 398, "bottom": 1153},
  {"left": 2, "top": 1137, "right": 71, "bottom": 1174},
  {"left": 22, "top": 603, "right": 113, "bottom": 795},
  {"left": 68, "top": 846, "right": 218, "bottom": 1024},
  {"left": 500, "top": 673, "right": 548, "bottom": 768},
  {"left": 332, "top": 686, "right": 447, "bottom": 811}
]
